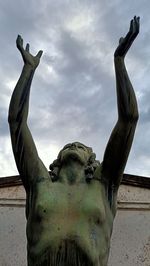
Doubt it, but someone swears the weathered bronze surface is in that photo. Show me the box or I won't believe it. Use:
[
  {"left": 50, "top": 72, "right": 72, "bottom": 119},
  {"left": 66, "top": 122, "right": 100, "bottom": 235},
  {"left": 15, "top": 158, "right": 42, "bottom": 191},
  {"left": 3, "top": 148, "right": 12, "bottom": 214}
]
[{"left": 8, "top": 17, "right": 140, "bottom": 266}]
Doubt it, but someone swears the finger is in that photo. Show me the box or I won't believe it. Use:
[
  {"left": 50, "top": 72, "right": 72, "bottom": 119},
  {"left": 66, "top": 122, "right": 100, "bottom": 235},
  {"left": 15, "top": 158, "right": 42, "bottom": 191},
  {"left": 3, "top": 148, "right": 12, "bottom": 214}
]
[
  {"left": 16, "top": 35, "right": 24, "bottom": 51},
  {"left": 26, "top": 43, "right": 30, "bottom": 52},
  {"left": 134, "top": 16, "right": 139, "bottom": 29},
  {"left": 137, "top": 16, "right": 140, "bottom": 32},
  {"left": 119, "top": 37, "right": 124, "bottom": 44},
  {"left": 135, "top": 16, "right": 140, "bottom": 33},
  {"left": 127, "top": 16, "right": 139, "bottom": 41},
  {"left": 129, "top": 19, "right": 133, "bottom": 32},
  {"left": 16, "top": 35, "right": 20, "bottom": 45},
  {"left": 130, "top": 16, "right": 139, "bottom": 37},
  {"left": 18, "top": 35, "right": 23, "bottom": 46},
  {"left": 36, "top": 50, "right": 43, "bottom": 58},
  {"left": 124, "top": 19, "right": 133, "bottom": 41},
  {"left": 132, "top": 17, "right": 136, "bottom": 34},
  {"left": 137, "top": 16, "right": 140, "bottom": 22}
]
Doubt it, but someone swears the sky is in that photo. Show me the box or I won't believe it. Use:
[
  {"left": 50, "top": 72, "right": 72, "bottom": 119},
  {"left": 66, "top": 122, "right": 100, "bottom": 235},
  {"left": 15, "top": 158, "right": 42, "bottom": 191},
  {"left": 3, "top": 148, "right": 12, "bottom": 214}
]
[{"left": 0, "top": 0, "right": 150, "bottom": 178}]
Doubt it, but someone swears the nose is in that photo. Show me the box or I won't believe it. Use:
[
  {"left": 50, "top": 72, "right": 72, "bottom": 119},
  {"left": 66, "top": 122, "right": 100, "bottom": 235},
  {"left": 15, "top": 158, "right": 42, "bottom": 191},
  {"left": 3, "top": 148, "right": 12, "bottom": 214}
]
[{"left": 71, "top": 143, "right": 77, "bottom": 148}]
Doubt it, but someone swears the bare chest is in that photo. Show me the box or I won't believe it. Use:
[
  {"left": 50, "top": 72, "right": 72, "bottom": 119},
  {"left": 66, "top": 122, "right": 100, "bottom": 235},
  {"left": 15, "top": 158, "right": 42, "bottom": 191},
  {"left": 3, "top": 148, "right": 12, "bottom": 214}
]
[
  {"left": 27, "top": 179, "right": 114, "bottom": 263},
  {"left": 31, "top": 179, "right": 109, "bottom": 224}
]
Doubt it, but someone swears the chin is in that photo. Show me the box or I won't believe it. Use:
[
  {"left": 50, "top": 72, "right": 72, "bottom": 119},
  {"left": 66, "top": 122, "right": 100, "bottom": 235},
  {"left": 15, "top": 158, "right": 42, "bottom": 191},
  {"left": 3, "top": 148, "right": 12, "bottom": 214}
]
[{"left": 61, "top": 150, "right": 85, "bottom": 164}]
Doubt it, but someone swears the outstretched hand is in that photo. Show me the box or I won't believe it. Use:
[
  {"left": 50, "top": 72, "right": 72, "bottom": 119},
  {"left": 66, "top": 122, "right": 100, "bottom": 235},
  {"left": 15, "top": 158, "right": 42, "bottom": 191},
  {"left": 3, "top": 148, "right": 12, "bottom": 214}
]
[
  {"left": 114, "top": 16, "right": 140, "bottom": 58},
  {"left": 16, "top": 35, "right": 43, "bottom": 69}
]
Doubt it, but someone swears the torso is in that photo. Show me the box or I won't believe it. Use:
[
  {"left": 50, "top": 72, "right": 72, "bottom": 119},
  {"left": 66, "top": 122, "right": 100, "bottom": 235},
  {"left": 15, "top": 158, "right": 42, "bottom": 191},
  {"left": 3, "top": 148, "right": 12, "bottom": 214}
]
[{"left": 26, "top": 177, "right": 115, "bottom": 266}]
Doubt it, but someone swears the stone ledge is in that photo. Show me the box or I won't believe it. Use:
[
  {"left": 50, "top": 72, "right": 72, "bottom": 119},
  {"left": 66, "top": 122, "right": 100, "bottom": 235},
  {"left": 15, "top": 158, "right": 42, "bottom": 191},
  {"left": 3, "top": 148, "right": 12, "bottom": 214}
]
[
  {"left": 0, "top": 198, "right": 150, "bottom": 210},
  {"left": 0, "top": 173, "right": 150, "bottom": 188}
]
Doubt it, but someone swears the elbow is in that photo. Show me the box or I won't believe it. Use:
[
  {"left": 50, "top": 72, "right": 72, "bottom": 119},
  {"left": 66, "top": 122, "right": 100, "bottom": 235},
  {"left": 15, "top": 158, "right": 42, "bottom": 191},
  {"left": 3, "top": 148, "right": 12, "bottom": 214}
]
[
  {"left": 8, "top": 111, "right": 20, "bottom": 124},
  {"left": 8, "top": 109, "right": 17, "bottom": 124},
  {"left": 8, "top": 113, "right": 26, "bottom": 125},
  {"left": 133, "top": 112, "right": 139, "bottom": 123},
  {"left": 8, "top": 112, "right": 14, "bottom": 124},
  {"left": 130, "top": 109, "right": 139, "bottom": 123},
  {"left": 119, "top": 102, "right": 139, "bottom": 123},
  {"left": 119, "top": 111, "right": 139, "bottom": 124}
]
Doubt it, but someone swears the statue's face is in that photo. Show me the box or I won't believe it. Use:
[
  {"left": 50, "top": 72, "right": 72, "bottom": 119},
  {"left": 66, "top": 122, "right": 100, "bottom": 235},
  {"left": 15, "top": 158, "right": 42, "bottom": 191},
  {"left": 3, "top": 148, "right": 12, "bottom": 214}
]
[{"left": 59, "top": 142, "right": 91, "bottom": 165}]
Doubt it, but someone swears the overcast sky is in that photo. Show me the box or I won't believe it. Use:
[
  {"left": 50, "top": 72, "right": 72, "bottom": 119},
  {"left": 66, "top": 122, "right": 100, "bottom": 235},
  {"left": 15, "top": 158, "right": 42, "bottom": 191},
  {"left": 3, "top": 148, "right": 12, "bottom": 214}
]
[{"left": 0, "top": 0, "right": 150, "bottom": 178}]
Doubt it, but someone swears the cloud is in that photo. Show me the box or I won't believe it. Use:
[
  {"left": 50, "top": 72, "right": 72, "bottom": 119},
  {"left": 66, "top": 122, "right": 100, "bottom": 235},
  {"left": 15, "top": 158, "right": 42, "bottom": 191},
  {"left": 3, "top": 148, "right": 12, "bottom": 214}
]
[{"left": 0, "top": 0, "right": 150, "bottom": 177}]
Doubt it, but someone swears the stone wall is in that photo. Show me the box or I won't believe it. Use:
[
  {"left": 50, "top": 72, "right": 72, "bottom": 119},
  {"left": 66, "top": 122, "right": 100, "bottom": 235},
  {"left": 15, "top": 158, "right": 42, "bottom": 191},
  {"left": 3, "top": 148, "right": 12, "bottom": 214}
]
[{"left": 0, "top": 185, "right": 150, "bottom": 266}]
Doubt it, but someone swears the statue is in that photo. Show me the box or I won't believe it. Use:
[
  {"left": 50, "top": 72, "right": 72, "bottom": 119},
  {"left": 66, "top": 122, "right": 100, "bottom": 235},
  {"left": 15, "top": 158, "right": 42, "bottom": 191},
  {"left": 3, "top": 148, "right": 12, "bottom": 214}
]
[{"left": 8, "top": 17, "right": 140, "bottom": 266}]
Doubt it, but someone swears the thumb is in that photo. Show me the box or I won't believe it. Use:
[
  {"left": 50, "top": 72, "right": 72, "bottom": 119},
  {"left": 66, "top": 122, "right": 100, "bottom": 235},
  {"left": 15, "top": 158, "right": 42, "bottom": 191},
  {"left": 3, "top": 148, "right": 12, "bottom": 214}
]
[{"left": 36, "top": 50, "right": 43, "bottom": 58}]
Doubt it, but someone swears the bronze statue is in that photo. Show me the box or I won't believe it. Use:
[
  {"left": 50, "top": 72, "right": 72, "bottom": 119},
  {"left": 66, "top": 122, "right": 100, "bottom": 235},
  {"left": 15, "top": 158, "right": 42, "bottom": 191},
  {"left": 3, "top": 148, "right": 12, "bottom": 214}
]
[{"left": 8, "top": 17, "right": 140, "bottom": 266}]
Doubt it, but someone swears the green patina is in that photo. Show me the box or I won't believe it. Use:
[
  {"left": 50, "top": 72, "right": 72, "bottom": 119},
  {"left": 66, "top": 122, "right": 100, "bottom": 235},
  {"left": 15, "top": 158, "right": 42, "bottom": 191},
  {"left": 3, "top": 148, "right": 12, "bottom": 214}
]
[{"left": 8, "top": 17, "right": 140, "bottom": 266}]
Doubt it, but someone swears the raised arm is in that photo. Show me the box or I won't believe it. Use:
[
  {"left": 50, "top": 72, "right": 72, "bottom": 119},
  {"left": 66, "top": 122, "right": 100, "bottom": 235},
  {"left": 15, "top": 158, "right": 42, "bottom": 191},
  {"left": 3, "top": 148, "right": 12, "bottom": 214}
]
[
  {"left": 8, "top": 36, "right": 49, "bottom": 191},
  {"left": 102, "top": 17, "right": 140, "bottom": 192}
]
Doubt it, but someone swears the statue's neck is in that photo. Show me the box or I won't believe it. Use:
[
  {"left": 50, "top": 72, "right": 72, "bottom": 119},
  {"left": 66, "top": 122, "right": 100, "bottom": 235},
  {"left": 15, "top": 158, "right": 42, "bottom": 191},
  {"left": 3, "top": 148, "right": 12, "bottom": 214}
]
[{"left": 58, "top": 160, "right": 85, "bottom": 184}]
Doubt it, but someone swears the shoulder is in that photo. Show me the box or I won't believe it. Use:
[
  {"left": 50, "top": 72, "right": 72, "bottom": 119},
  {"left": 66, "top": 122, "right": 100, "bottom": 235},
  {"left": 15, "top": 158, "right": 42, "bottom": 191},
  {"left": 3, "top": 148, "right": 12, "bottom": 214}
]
[
  {"left": 93, "top": 162, "right": 108, "bottom": 186},
  {"left": 24, "top": 159, "right": 50, "bottom": 190}
]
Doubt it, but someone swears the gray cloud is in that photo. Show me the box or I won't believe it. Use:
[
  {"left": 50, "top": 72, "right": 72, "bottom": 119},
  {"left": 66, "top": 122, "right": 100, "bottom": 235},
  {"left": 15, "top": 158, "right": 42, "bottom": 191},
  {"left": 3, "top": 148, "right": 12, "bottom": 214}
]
[{"left": 0, "top": 0, "right": 150, "bottom": 177}]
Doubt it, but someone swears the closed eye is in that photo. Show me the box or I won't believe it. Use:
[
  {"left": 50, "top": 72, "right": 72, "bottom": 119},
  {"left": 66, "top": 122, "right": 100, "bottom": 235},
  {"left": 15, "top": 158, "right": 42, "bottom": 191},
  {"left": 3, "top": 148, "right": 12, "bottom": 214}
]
[
  {"left": 63, "top": 144, "right": 71, "bottom": 150},
  {"left": 79, "top": 145, "right": 86, "bottom": 150}
]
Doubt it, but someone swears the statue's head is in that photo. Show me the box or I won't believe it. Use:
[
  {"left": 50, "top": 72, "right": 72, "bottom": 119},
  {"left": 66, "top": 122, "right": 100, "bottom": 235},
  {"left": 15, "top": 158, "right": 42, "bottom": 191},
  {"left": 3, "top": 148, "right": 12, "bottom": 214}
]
[{"left": 49, "top": 142, "right": 100, "bottom": 182}]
